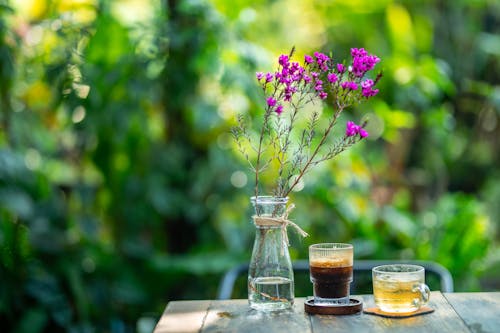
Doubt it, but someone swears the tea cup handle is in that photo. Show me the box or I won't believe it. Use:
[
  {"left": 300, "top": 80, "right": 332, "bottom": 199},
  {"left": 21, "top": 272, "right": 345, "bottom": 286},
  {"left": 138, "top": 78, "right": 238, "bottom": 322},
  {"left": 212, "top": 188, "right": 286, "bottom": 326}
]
[{"left": 412, "top": 283, "right": 430, "bottom": 308}]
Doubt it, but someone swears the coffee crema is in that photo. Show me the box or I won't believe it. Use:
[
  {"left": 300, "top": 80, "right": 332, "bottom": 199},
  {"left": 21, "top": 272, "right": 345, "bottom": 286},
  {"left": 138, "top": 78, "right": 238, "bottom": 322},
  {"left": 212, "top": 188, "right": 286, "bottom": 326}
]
[{"left": 309, "top": 258, "right": 352, "bottom": 268}]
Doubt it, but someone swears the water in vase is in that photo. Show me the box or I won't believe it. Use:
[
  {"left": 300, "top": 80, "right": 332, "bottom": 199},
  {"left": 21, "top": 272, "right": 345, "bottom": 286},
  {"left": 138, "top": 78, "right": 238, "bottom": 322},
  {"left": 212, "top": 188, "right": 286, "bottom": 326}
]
[{"left": 249, "top": 276, "right": 294, "bottom": 311}]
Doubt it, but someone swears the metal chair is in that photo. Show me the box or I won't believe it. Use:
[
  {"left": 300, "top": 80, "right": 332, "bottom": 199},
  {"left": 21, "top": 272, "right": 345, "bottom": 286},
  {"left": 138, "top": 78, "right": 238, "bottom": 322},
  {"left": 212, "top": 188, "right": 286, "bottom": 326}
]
[{"left": 217, "top": 259, "right": 454, "bottom": 300}]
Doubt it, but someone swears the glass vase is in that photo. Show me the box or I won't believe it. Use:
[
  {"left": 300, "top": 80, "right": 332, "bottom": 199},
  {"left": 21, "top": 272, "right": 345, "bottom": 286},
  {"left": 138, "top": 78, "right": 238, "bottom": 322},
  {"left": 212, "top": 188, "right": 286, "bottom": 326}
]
[{"left": 248, "top": 196, "right": 294, "bottom": 311}]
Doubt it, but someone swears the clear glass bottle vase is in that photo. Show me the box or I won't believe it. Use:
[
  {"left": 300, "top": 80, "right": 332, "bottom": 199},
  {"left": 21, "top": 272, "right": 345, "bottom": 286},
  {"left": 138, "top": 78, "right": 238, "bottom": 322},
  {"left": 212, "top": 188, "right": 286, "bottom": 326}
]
[{"left": 248, "top": 196, "right": 294, "bottom": 311}]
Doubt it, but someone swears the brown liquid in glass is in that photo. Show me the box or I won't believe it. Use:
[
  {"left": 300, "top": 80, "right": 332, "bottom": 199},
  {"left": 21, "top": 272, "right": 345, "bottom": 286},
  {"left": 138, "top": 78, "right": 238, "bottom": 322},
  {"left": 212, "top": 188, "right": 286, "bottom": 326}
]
[{"left": 310, "top": 260, "right": 353, "bottom": 299}]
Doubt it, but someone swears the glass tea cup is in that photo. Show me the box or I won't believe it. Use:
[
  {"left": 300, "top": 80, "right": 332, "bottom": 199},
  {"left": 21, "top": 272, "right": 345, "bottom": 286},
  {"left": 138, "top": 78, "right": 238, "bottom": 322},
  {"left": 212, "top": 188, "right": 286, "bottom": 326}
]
[
  {"left": 309, "top": 243, "right": 353, "bottom": 305},
  {"left": 372, "top": 264, "right": 431, "bottom": 313}
]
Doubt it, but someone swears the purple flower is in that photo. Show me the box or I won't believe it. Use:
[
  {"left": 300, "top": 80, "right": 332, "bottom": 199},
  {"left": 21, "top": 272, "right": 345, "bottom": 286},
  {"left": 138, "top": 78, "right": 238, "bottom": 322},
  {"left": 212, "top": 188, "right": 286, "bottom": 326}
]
[
  {"left": 341, "top": 81, "right": 358, "bottom": 90},
  {"left": 351, "top": 50, "right": 380, "bottom": 77},
  {"left": 279, "top": 54, "right": 289, "bottom": 66},
  {"left": 327, "top": 73, "right": 338, "bottom": 83},
  {"left": 360, "top": 79, "right": 379, "bottom": 97},
  {"left": 337, "top": 63, "right": 345, "bottom": 73},
  {"left": 267, "top": 96, "right": 277, "bottom": 107},
  {"left": 345, "top": 121, "right": 369, "bottom": 137},
  {"left": 265, "top": 72, "right": 274, "bottom": 83},
  {"left": 367, "top": 55, "right": 380, "bottom": 68},
  {"left": 351, "top": 48, "right": 368, "bottom": 57},
  {"left": 314, "top": 52, "right": 330, "bottom": 71},
  {"left": 362, "top": 87, "right": 379, "bottom": 97},
  {"left": 314, "top": 52, "right": 330, "bottom": 63},
  {"left": 256, "top": 72, "right": 264, "bottom": 80},
  {"left": 319, "top": 91, "right": 328, "bottom": 99},
  {"left": 278, "top": 73, "right": 291, "bottom": 84},
  {"left": 275, "top": 104, "right": 284, "bottom": 115},
  {"left": 345, "top": 121, "right": 368, "bottom": 138},
  {"left": 361, "top": 79, "right": 374, "bottom": 88},
  {"left": 346, "top": 121, "right": 358, "bottom": 137},
  {"left": 304, "top": 55, "right": 314, "bottom": 64}
]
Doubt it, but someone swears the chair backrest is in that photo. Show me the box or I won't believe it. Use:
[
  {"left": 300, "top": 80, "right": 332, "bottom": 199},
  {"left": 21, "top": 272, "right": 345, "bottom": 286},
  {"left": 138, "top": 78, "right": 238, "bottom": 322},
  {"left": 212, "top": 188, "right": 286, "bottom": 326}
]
[{"left": 217, "top": 259, "right": 453, "bottom": 300}]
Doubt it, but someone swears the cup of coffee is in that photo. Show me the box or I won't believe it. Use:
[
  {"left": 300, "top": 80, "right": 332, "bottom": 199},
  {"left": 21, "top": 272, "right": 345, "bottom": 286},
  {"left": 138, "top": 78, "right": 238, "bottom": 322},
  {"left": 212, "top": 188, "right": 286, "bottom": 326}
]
[
  {"left": 309, "top": 243, "right": 353, "bottom": 305},
  {"left": 372, "top": 264, "right": 430, "bottom": 313}
]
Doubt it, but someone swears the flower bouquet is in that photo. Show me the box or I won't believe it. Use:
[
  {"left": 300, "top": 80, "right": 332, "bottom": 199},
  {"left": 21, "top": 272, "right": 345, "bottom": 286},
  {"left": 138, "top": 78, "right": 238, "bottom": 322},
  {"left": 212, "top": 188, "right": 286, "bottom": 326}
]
[{"left": 232, "top": 47, "right": 381, "bottom": 311}]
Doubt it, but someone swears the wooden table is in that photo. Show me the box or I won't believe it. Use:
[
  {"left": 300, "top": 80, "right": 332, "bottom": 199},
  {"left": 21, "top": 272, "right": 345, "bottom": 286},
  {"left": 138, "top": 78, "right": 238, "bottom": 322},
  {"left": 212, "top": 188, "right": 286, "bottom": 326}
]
[{"left": 154, "top": 292, "right": 499, "bottom": 333}]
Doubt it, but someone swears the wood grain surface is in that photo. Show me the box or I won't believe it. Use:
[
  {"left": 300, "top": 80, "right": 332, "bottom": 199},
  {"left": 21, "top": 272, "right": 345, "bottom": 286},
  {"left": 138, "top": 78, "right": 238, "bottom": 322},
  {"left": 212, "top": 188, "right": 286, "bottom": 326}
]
[
  {"left": 201, "top": 299, "right": 311, "bottom": 333},
  {"left": 310, "top": 292, "right": 470, "bottom": 333},
  {"left": 154, "top": 292, "right": 499, "bottom": 332},
  {"left": 154, "top": 300, "right": 211, "bottom": 333},
  {"left": 444, "top": 292, "right": 500, "bottom": 333}
]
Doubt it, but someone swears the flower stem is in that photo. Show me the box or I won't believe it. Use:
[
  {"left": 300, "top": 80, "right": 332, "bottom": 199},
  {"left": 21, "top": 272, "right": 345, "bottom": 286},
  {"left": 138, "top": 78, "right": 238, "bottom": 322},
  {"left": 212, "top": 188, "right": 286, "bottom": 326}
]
[
  {"left": 283, "top": 107, "right": 343, "bottom": 198},
  {"left": 255, "top": 107, "right": 272, "bottom": 199}
]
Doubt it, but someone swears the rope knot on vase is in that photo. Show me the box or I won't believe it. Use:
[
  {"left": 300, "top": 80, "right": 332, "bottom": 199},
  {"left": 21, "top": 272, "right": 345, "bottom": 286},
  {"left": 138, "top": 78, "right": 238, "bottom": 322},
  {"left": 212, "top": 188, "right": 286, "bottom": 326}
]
[{"left": 252, "top": 204, "right": 309, "bottom": 246}]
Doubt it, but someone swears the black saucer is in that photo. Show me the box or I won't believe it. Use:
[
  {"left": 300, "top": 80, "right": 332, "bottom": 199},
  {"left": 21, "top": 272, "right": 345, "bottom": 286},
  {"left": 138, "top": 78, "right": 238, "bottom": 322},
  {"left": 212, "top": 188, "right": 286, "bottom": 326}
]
[{"left": 304, "top": 298, "right": 363, "bottom": 315}]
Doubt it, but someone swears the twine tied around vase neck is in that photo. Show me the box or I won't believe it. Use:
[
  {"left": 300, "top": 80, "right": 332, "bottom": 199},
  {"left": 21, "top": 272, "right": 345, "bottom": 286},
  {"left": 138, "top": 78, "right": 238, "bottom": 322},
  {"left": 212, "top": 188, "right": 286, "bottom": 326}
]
[{"left": 252, "top": 204, "right": 309, "bottom": 246}]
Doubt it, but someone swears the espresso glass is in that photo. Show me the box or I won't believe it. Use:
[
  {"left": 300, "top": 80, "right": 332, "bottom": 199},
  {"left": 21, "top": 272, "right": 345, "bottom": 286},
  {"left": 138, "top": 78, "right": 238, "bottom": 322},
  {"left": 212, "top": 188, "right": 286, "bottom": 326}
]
[
  {"left": 309, "top": 243, "right": 353, "bottom": 305},
  {"left": 372, "top": 264, "right": 430, "bottom": 313}
]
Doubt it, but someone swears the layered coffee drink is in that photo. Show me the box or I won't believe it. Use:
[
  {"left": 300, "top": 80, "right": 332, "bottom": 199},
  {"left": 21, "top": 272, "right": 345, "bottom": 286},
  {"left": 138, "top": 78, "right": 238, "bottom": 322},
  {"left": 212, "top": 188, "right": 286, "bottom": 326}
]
[
  {"left": 309, "top": 243, "right": 353, "bottom": 305},
  {"left": 310, "top": 258, "right": 353, "bottom": 299}
]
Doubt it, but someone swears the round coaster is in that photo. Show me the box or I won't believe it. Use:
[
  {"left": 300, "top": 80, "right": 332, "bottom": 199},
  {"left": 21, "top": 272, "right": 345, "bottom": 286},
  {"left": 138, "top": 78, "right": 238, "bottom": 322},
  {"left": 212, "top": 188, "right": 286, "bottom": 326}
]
[{"left": 304, "top": 298, "right": 363, "bottom": 315}]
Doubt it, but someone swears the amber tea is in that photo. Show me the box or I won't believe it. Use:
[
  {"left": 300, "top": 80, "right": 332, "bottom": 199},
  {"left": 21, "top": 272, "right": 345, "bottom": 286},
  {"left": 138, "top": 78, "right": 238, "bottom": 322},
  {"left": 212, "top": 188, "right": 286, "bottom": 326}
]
[{"left": 372, "top": 264, "right": 430, "bottom": 313}]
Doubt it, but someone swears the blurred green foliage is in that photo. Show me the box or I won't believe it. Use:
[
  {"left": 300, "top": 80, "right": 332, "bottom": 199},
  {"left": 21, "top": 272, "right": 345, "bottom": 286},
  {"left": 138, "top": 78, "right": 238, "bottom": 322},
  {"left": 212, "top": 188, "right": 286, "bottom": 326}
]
[{"left": 0, "top": 0, "right": 499, "bottom": 331}]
